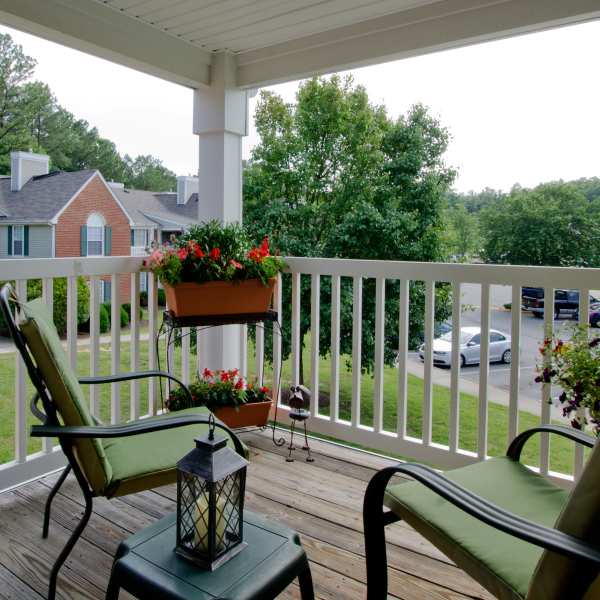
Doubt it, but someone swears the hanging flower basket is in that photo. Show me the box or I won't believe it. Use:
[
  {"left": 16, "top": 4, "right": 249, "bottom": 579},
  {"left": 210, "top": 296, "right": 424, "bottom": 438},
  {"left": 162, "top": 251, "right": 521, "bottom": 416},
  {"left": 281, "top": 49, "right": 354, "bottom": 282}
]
[
  {"left": 167, "top": 369, "right": 272, "bottom": 429},
  {"left": 163, "top": 278, "right": 276, "bottom": 317},
  {"left": 143, "top": 221, "right": 285, "bottom": 318}
]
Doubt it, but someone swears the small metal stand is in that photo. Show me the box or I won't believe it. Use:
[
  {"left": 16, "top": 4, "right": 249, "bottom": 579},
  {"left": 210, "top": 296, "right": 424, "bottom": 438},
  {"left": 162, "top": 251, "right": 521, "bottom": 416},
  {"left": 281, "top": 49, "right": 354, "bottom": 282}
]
[
  {"left": 286, "top": 386, "right": 314, "bottom": 463},
  {"left": 157, "top": 309, "right": 287, "bottom": 448}
]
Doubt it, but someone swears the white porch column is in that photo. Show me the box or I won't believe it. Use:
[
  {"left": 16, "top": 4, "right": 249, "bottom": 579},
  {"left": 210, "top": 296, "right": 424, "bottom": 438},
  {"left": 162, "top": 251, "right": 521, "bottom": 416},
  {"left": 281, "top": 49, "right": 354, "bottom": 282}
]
[{"left": 193, "top": 51, "right": 249, "bottom": 371}]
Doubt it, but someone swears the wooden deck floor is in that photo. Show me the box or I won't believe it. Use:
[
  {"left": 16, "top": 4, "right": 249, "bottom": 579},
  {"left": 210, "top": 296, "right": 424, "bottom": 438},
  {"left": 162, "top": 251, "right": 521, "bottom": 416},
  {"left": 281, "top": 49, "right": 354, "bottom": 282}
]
[{"left": 0, "top": 432, "right": 493, "bottom": 600}]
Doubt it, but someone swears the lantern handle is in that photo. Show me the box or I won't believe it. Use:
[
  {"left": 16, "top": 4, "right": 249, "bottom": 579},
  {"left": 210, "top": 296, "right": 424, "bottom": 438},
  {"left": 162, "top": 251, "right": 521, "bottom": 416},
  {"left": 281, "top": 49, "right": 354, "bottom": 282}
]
[{"left": 208, "top": 413, "right": 215, "bottom": 440}]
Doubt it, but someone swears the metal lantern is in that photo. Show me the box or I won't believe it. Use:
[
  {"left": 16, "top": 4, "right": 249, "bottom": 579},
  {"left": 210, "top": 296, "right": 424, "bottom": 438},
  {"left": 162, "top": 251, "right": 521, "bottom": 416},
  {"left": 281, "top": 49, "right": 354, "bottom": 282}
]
[{"left": 175, "top": 415, "right": 248, "bottom": 570}]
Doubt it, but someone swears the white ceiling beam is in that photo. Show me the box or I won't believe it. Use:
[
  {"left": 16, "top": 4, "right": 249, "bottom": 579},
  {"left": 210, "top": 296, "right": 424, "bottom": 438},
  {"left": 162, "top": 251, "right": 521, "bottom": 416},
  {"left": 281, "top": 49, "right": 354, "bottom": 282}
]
[
  {"left": 237, "top": 0, "right": 600, "bottom": 88},
  {"left": 0, "top": 0, "right": 212, "bottom": 88}
]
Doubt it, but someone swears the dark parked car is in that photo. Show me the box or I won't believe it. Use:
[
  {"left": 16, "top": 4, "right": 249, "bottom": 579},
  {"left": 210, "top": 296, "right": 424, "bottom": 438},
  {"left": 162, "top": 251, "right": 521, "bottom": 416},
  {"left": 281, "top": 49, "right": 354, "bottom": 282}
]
[{"left": 522, "top": 288, "right": 598, "bottom": 319}]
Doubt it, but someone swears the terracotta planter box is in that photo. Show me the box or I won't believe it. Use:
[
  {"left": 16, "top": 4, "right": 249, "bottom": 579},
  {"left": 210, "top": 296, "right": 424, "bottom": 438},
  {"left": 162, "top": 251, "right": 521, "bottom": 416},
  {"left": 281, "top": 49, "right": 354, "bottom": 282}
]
[
  {"left": 213, "top": 400, "right": 272, "bottom": 429},
  {"left": 163, "top": 278, "right": 276, "bottom": 317}
]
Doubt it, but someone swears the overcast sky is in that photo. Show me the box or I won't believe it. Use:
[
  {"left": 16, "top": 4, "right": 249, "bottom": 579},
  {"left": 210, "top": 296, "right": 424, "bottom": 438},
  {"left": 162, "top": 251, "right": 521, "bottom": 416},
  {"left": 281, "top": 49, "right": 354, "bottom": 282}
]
[{"left": 0, "top": 18, "right": 598, "bottom": 193}]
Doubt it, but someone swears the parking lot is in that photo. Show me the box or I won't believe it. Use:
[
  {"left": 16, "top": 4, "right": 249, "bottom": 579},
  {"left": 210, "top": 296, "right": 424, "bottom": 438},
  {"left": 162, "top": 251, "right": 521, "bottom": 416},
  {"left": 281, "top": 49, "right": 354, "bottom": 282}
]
[{"left": 407, "top": 283, "right": 596, "bottom": 418}]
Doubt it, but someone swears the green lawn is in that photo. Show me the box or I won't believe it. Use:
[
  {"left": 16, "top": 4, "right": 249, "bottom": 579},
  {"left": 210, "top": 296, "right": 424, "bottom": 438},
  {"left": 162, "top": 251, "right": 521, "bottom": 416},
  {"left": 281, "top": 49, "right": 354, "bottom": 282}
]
[{"left": 0, "top": 329, "right": 581, "bottom": 476}]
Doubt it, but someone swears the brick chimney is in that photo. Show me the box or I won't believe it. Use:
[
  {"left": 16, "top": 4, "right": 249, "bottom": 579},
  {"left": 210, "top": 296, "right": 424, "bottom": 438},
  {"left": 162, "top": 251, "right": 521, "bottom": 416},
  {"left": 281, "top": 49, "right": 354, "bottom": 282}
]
[
  {"left": 176, "top": 175, "right": 199, "bottom": 205},
  {"left": 11, "top": 151, "right": 49, "bottom": 192}
]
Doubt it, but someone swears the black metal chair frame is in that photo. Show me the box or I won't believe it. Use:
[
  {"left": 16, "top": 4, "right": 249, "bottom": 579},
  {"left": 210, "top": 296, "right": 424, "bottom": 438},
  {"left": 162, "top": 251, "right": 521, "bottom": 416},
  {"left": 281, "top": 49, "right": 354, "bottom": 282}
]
[
  {"left": 0, "top": 284, "right": 246, "bottom": 600},
  {"left": 363, "top": 425, "right": 600, "bottom": 600}
]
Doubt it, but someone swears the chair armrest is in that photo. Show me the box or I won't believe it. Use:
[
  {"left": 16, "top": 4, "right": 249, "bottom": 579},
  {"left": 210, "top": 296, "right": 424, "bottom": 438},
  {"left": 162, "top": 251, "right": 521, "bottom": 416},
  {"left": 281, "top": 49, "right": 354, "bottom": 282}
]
[
  {"left": 507, "top": 425, "right": 595, "bottom": 461},
  {"left": 79, "top": 370, "right": 191, "bottom": 403},
  {"left": 365, "top": 462, "right": 600, "bottom": 565},
  {"left": 31, "top": 414, "right": 246, "bottom": 457}
]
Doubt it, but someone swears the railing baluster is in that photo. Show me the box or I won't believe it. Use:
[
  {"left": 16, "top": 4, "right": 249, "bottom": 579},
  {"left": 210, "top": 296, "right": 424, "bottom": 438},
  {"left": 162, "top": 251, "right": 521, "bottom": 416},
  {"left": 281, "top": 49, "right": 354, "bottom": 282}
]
[
  {"left": 397, "top": 279, "right": 409, "bottom": 438},
  {"left": 272, "top": 273, "right": 282, "bottom": 406},
  {"left": 508, "top": 284, "right": 521, "bottom": 444},
  {"left": 148, "top": 274, "right": 159, "bottom": 414},
  {"left": 478, "top": 283, "right": 491, "bottom": 460},
  {"left": 130, "top": 273, "right": 140, "bottom": 421},
  {"left": 239, "top": 324, "right": 247, "bottom": 378},
  {"left": 449, "top": 281, "right": 461, "bottom": 453},
  {"left": 351, "top": 276, "right": 362, "bottom": 427},
  {"left": 540, "top": 286, "right": 554, "bottom": 475},
  {"left": 110, "top": 274, "right": 121, "bottom": 424},
  {"left": 255, "top": 323, "right": 265, "bottom": 386},
  {"left": 181, "top": 327, "right": 191, "bottom": 385},
  {"left": 373, "top": 278, "right": 385, "bottom": 433},
  {"left": 575, "top": 287, "right": 590, "bottom": 479},
  {"left": 66, "top": 276, "right": 78, "bottom": 371},
  {"left": 14, "top": 279, "right": 27, "bottom": 463},
  {"left": 310, "top": 274, "right": 320, "bottom": 417},
  {"left": 330, "top": 275, "right": 341, "bottom": 422},
  {"left": 41, "top": 278, "right": 54, "bottom": 453},
  {"left": 89, "top": 275, "right": 100, "bottom": 419},
  {"left": 291, "top": 272, "right": 301, "bottom": 387},
  {"left": 423, "top": 280, "right": 435, "bottom": 445}
]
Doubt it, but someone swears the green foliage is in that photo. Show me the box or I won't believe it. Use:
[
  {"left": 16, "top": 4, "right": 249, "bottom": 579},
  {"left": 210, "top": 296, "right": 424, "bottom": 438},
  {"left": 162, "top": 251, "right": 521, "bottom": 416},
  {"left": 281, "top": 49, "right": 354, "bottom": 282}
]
[
  {"left": 537, "top": 325, "right": 600, "bottom": 435},
  {"left": 146, "top": 221, "right": 285, "bottom": 286},
  {"left": 157, "top": 288, "right": 166, "bottom": 306},
  {"left": 139, "top": 291, "right": 148, "bottom": 307},
  {"left": 444, "top": 204, "right": 480, "bottom": 261},
  {"left": 101, "top": 303, "right": 130, "bottom": 328},
  {"left": 479, "top": 182, "right": 600, "bottom": 266},
  {"left": 98, "top": 303, "right": 110, "bottom": 334},
  {"left": 0, "top": 32, "right": 175, "bottom": 190},
  {"left": 244, "top": 76, "right": 455, "bottom": 374},
  {"left": 0, "top": 277, "right": 89, "bottom": 337},
  {"left": 123, "top": 154, "right": 176, "bottom": 192},
  {"left": 167, "top": 369, "right": 270, "bottom": 412}
]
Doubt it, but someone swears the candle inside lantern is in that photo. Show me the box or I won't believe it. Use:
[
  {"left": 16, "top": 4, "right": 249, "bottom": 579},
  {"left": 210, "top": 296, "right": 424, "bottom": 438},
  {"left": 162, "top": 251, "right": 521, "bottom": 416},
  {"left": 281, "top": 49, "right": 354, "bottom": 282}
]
[{"left": 193, "top": 493, "right": 227, "bottom": 553}]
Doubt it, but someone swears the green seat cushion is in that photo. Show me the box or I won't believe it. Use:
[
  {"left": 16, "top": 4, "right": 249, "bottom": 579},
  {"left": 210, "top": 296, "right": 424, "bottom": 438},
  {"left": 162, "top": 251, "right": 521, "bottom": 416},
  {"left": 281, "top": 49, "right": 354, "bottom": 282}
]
[
  {"left": 103, "top": 407, "right": 247, "bottom": 498},
  {"left": 384, "top": 456, "right": 568, "bottom": 600},
  {"left": 19, "top": 298, "right": 112, "bottom": 493}
]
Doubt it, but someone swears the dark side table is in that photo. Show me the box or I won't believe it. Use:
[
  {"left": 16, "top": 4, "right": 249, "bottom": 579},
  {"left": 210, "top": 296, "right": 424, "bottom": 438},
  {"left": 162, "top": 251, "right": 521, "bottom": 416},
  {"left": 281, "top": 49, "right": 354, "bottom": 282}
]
[{"left": 106, "top": 510, "right": 314, "bottom": 600}]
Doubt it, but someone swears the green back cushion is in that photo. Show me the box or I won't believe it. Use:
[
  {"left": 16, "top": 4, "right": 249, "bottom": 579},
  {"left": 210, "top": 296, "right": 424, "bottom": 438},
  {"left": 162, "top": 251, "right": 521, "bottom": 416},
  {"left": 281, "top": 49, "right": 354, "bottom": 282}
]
[
  {"left": 19, "top": 298, "right": 112, "bottom": 493},
  {"left": 528, "top": 440, "right": 600, "bottom": 599}
]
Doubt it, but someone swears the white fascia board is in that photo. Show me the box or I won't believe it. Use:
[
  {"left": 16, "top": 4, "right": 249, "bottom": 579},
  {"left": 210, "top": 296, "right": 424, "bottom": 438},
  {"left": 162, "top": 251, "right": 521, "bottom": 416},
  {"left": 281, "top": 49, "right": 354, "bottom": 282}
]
[
  {"left": 237, "top": 0, "right": 600, "bottom": 88},
  {"left": 0, "top": 0, "right": 211, "bottom": 88}
]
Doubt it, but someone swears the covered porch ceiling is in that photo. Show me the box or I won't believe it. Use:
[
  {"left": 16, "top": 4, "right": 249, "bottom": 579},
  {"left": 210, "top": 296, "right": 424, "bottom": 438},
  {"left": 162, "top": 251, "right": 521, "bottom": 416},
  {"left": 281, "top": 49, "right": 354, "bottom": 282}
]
[{"left": 0, "top": 0, "right": 598, "bottom": 89}]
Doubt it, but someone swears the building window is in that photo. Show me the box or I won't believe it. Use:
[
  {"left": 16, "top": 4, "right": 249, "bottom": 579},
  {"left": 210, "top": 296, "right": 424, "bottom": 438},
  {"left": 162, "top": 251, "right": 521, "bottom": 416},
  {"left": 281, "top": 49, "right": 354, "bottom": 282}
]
[
  {"left": 87, "top": 213, "right": 104, "bottom": 256},
  {"left": 12, "top": 225, "right": 24, "bottom": 256},
  {"left": 132, "top": 228, "right": 150, "bottom": 248}
]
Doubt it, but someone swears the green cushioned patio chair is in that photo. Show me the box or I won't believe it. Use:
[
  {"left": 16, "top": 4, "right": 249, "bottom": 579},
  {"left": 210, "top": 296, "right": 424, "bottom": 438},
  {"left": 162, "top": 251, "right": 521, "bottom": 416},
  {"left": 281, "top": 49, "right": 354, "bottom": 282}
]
[
  {"left": 363, "top": 428, "right": 600, "bottom": 600},
  {"left": 0, "top": 284, "right": 247, "bottom": 600}
]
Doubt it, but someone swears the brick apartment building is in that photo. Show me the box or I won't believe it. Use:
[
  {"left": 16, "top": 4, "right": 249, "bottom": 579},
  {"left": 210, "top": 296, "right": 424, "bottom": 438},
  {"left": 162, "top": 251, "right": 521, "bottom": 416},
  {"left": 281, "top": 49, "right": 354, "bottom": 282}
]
[{"left": 0, "top": 151, "right": 199, "bottom": 301}]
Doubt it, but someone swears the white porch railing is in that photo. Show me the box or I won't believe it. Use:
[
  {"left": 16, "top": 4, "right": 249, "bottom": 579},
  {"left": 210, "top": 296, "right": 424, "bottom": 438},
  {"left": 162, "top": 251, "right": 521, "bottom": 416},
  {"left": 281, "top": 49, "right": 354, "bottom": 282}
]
[{"left": 0, "top": 256, "right": 599, "bottom": 492}]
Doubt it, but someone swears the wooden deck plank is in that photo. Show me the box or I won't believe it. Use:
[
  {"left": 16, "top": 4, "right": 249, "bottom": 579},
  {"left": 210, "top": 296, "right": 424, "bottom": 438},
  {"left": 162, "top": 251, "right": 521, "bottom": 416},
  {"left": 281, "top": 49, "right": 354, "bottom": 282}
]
[{"left": 0, "top": 435, "right": 491, "bottom": 600}]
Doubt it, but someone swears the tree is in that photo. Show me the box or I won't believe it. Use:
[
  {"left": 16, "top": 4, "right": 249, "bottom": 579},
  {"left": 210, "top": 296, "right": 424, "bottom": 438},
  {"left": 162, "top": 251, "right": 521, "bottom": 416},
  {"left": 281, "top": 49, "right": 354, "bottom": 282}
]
[
  {"left": 124, "top": 154, "right": 176, "bottom": 191},
  {"left": 480, "top": 182, "right": 599, "bottom": 267},
  {"left": 244, "top": 76, "right": 455, "bottom": 381},
  {"left": 445, "top": 204, "right": 480, "bottom": 261}
]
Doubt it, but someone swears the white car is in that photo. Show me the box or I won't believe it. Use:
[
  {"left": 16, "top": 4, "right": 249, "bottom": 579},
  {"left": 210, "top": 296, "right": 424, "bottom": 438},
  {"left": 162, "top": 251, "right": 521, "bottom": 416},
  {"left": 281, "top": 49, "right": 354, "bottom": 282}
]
[{"left": 419, "top": 326, "right": 512, "bottom": 367}]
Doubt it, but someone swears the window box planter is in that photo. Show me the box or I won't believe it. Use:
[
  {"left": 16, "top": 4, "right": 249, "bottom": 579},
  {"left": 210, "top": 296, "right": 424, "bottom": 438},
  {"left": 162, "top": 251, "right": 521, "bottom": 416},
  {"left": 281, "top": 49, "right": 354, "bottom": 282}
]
[
  {"left": 163, "top": 278, "right": 276, "bottom": 318},
  {"left": 213, "top": 399, "right": 272, "bottom": 429}
]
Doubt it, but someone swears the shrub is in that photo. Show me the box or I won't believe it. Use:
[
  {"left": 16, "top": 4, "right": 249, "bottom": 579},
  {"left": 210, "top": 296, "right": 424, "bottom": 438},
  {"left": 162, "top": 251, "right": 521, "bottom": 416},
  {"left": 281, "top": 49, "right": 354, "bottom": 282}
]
[
  {"left": 0, "top": 277, "right": 89, "bottom": 337},
  {"left": 157, "top": 288, "right": 166, "bottom": 306},
  {"left": 139, "top": 291, "right": 148, "bottom": 307},
  {"left": 99, "top": 304, "right": 110, "bottom": 333},
  {"left": 121, "top": 302, "right": 143, "bottom": 321},
  {"left": 101, "top": 303, "right": 131, "bottom": 328}
]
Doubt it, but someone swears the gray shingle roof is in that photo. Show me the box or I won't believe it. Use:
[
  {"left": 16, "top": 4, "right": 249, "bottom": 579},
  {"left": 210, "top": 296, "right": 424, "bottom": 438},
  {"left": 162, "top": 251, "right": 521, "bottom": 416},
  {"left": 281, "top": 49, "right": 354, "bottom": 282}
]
[
  {"left": 0, "top": 170, "right": 96, "bottom": 223},
  {"left": 113, "top": 188, "right": 199, "bottom": 229}
]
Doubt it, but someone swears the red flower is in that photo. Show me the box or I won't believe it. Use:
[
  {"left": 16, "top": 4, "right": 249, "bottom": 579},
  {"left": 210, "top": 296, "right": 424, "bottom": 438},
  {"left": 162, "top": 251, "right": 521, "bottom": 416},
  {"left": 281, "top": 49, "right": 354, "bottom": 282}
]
[
  {"left": 194, "top": 245, "right": 205, "bottom": 259},
  {"left": 220, "top": 371, "right": 229, "bottom": 382},
  {"left": 248, "top": 248, "right": 262, "bottom": 263},
  {"left": 202, "top": 368, "right": 213, "bottom": 379},
  {"left": 177, "top": 248, "right": 188, "bottom": 261},
  {"left": 229, "top": 259, "right": 242, "bottom": 269},
  {"left": 209, "top": 247, "right": 221, "bottom": 260},
  {"left": 259, "top": 236, "right": 270, "bottom": 257},
  {"left": 260, "top": 386, "right": 269, "bottom": 394},
  {"left": 235, "top": 379, "right": 244, "bottom": 390}
]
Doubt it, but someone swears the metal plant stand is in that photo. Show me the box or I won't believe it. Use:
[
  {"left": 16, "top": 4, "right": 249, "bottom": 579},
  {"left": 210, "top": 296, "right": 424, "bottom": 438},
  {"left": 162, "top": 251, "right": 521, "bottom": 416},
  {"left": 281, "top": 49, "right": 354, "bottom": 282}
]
[{"left": 156, "top": 309, "right": 287, "bottom": 448}]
